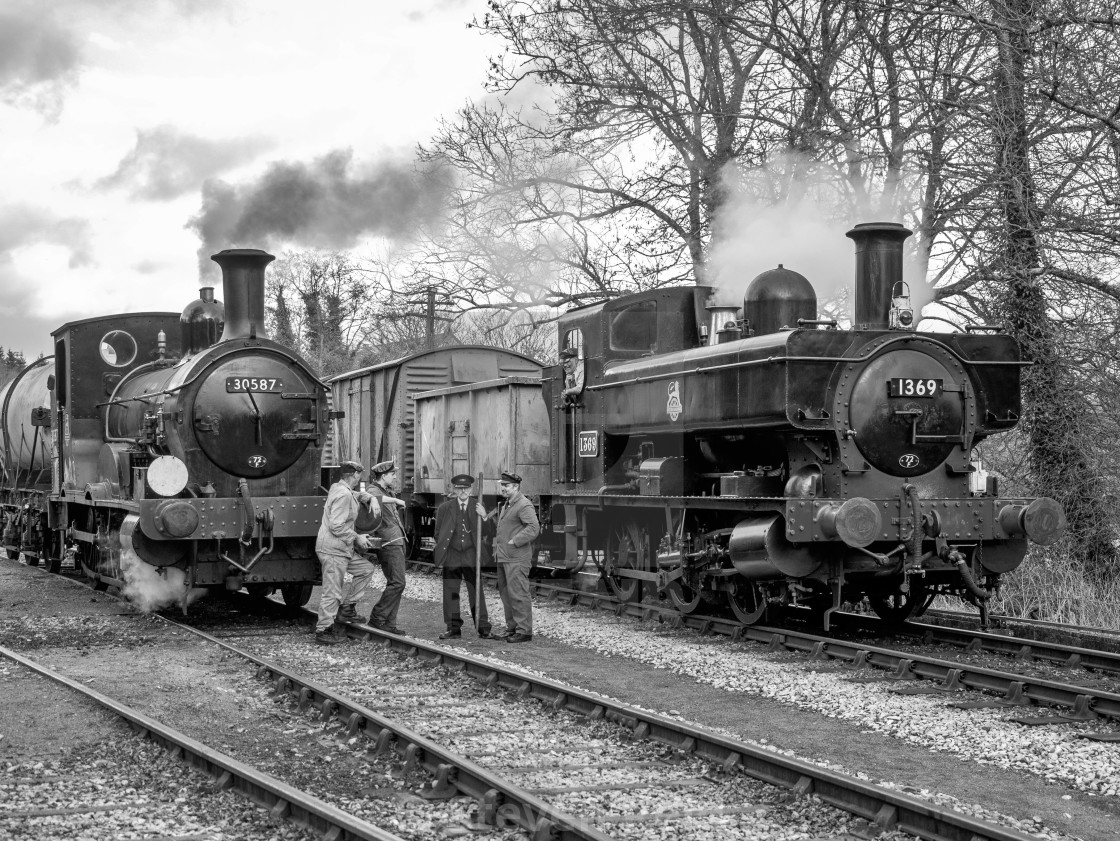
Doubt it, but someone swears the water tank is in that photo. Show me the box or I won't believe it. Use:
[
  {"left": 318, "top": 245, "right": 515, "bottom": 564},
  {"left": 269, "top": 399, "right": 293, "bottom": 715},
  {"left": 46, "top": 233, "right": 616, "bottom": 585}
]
[{"left": 0, "top": 357, "right": 54, "bottom": 477}]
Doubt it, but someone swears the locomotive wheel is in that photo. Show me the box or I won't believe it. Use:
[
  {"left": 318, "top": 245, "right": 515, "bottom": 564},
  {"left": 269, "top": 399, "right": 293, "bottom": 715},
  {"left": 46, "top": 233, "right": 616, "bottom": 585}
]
[
  {"left": 868, "top": 583, "right": 926, "bottom": 624},
  {"left": 727, "top": 578, "right": 768, "bottom": 624},
  {"left": 667, "top": 580, "right": 703, "bottom": 614},
  {"left": 281, "top": 583, "right": 313, "bottom": 608},
  {"left": 603, "top": 520, "right": 646, "bottom": 602},
  {"left": 5, "top": 547, "right": 18, "bottom": 560}
]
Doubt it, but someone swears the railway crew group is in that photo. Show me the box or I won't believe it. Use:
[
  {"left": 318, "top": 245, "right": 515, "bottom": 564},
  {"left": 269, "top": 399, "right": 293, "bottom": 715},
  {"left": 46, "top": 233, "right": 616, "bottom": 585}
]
[{"left": 313, "top": 462, "right": 540, "bottom": 645}]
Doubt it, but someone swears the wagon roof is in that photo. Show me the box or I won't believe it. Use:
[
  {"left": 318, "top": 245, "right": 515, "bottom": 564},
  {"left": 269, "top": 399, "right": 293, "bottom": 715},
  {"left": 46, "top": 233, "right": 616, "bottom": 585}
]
[{"left": 326, "top": 345, "right": 540, "bottom": 384}]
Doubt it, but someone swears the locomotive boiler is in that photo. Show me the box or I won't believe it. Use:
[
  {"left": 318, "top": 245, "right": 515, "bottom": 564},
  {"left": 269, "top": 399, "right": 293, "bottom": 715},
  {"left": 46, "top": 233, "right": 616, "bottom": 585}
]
[
  {"left": 544, "top": 222, "right": 1065, "bottom": 626},
  {"left": 0, "top": 249, "right": 333, "bottom": 609}
]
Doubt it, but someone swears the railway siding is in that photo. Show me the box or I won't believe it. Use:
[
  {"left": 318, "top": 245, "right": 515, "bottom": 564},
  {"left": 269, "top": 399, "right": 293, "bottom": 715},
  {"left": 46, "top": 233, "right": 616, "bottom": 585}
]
[{"left": 3, "top": 557, "right": 1118, "bottom": 840}]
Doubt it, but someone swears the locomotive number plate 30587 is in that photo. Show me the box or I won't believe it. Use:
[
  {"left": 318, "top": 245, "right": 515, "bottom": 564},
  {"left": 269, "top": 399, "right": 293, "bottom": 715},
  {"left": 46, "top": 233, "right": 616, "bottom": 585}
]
[
  {"left": 226, "top": 377, "right": 284, "bottom": 392},
  {"left": 887, "top": 377, "right": 942, "bottom": 398}
]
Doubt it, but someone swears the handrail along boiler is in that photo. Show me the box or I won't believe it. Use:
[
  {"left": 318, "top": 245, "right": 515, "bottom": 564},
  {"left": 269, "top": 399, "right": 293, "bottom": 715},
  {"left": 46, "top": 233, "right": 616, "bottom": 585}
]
[{"left": 0, "top": 249, "right": 332, "bottom": 608}]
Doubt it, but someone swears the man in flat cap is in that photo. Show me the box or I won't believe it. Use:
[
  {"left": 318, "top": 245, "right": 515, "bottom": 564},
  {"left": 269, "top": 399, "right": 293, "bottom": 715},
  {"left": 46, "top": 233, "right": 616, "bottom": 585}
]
[
  {"left": 313, "top": 460, "right": 378, "bottom": 645},
  {"left": 366, "top": 460, "right": 409, "bottom": 633},
  {"left": 560, "top": 346, "right": 584, "bottom": 405},
  {"left": 432, "top": 474, "right": 493, "bottom": 640},
  {"left": 477, "top": 470, "right": 540, "bottom": 642}
]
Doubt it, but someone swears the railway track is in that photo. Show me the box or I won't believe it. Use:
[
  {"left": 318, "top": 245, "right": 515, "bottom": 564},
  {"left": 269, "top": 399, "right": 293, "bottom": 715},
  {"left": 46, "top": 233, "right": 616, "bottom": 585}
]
[
  {"left": 831, "top": 612, "right": 1120, "bottom": 677},
  {"left": 403, "top": 562, "right": 1120, "bottom": 734},
  {"left": 0, "top": 557, "right": 1063, "bottom": 841},
  {"left": 270, "top": 609, "right": 1055, "bottom": 841},
  {"left": 0, "top": 645, "right": 404, "bottom": 841},
  {"left": 919, "top": 607, "right": 1120, "bottom": 652}
]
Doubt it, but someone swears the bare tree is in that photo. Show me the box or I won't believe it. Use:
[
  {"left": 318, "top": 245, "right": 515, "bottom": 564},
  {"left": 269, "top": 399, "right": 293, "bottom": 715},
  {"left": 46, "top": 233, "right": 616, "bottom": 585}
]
[{"left": 267, "top": 250, "right": 376, "bottom": 377}]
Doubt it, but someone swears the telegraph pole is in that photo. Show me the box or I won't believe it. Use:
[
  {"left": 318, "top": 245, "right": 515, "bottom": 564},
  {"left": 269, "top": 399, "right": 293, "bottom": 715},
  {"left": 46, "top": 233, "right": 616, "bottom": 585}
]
[{"left": 425, "top": 286, "right": 435, "bottom": 350}]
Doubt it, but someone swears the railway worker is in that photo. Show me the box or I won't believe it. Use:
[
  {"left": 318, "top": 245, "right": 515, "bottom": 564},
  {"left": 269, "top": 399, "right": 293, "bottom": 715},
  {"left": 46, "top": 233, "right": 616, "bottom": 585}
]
[
  {"left": 432, "top": 474, "right": 493, "bottom": 640},
  {"left": 476, "top": 471, "right": 540, "bottom": 643},
  {"left": 314, "top": 460, "right": 378, "bottom": 645},
  {"left": 366, "top": 460, "right": 409, "bottom": 634},
  {"left": 560, "top": 347, "right": 584, "bottom": 405}
]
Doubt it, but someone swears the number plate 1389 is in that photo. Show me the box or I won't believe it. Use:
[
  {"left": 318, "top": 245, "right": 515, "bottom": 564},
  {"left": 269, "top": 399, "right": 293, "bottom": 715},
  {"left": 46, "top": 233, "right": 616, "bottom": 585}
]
[
  {"left": 888, "top": 377, "right": 942, "bottom": 398},
  {"left": 226, "top": 377, "right": 284, "bottom": 392}
]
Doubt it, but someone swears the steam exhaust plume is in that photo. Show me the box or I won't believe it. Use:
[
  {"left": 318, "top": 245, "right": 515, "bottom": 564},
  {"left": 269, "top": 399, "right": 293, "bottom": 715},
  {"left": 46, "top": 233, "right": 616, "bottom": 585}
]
[
  {"left": 117, "top": 533, "right": 207, "bottom": 613},
  {"left": 706, "top": 156, "right": 934, "bottom": 323}
]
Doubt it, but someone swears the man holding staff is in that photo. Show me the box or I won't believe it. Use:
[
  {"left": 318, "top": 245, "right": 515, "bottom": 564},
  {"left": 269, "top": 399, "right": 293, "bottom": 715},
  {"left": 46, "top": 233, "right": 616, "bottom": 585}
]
[{"left": 432, "top": 473, "right": 492, "bottom": 640}]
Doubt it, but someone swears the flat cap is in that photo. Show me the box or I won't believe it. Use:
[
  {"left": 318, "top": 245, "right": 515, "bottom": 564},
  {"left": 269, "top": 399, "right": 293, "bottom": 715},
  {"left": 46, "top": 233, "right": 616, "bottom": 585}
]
[
  {"left": 559, "top": 347, "right": 579, "bottom": 359},
  {"left": 499, "top": 470, "right": 522, "bottom": 484},
  {"left": 371, "top": 460, "right": 396, "bottom": 475},
  {"left": 339, "top": 460, "right": 364, "bottom": 475},
  {"left": 450, "top": 474, "right": 474, "bottom": 487}
]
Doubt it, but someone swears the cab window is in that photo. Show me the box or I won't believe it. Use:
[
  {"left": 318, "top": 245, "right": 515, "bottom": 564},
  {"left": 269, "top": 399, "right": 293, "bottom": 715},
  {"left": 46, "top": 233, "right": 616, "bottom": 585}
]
[{"left": 563, "top": 328, "right": 583, "bottom": 358}]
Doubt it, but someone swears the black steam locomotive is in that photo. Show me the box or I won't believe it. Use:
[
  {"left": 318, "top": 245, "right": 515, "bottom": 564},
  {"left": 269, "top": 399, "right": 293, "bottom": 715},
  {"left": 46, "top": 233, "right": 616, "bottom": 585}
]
[
  {"left": 0, "top": 250, "right": 330, "bottom": 609},
  {"left": 544, "top": 222, "right": 1064, "bottom": 626},
  {"left": 334, "top": 221, "right": 1065, "bottom": 628}
]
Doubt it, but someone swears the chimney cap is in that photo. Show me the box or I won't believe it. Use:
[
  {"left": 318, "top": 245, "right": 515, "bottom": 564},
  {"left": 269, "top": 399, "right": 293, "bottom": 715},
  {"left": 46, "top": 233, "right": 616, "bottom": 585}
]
[{"left": 846, "top": 222, "right": 912, "bottom": 240}]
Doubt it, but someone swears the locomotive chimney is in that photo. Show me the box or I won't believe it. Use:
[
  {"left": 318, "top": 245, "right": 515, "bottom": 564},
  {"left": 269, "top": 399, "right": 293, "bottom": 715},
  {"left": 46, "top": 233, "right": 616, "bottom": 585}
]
[
  {"left": 846, "top": 222, "right": 912, "bottom": 330},
  {"left": 209, "top": 249, "right": 274, "bottom": 341}
]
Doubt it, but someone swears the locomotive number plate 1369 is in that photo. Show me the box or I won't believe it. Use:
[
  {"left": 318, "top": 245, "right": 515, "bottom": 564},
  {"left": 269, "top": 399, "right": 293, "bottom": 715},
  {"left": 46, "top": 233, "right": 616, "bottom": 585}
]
[
  {"left": 226, "top": 377, "right": 284, "bottom": 392},
  {"left": 888, "top": 377, "right": 942, "bottom": 398}
]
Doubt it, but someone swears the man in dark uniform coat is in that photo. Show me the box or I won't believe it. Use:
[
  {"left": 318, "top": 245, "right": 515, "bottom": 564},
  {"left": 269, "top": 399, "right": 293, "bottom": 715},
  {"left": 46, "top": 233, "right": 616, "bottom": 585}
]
[
  {"left": 367, "top": 460, "right": 408, "bottom": 633},
  {"left": 433, "top": 474, "right": 493, "bottom": 639}
]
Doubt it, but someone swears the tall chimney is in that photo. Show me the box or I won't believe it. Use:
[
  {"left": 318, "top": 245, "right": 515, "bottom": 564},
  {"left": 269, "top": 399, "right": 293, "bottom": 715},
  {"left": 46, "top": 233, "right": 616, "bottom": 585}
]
[
  {"left": 846, "top": 222, "right": 912, "bottom": 330},
  {"left": 209, "top": 249, "right": 274, "bottom": 341}
]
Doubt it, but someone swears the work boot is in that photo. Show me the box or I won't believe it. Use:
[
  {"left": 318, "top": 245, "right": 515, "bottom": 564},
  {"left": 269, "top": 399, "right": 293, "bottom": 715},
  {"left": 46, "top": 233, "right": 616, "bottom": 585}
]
[
  {"left": 337, "top": 604, "right": 360, "bottom": 624},
  {"left": 314, "top": 628, "right": 343, "bottom": 646}
]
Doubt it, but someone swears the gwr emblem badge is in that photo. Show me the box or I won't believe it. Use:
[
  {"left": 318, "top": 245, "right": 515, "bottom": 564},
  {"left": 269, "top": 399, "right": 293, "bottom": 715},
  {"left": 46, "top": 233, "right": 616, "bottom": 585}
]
[{"left": 666, "top": 381, "right": 683, "bottom": 421}]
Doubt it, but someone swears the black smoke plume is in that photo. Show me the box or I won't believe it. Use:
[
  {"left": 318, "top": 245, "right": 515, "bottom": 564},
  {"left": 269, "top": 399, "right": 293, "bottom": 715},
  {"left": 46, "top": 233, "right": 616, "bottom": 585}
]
[{"left": 188, "top": 148, "right": 450, "bottom": 277}]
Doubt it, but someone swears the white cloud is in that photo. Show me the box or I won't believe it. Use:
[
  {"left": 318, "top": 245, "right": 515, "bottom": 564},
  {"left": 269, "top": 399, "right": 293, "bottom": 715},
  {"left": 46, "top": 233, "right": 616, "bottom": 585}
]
[{"left": 0, "top": 0, "right": 492, "bottom": 357}]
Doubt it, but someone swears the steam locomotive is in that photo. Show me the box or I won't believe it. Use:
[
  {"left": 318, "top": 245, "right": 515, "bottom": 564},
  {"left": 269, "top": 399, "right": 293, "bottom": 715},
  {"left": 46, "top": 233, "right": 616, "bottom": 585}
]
[
  {"left": 0, "top": 250, "right": 331, "bottom": 609},
  {"left": 334, "top": 222, "right": 1066, "bottom": 627}
]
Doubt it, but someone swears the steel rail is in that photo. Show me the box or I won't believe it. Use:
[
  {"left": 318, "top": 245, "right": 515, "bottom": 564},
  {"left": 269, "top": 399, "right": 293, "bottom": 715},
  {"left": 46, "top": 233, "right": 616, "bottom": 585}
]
[
  {"left": 0, "top": 644, "right": 405, "bottom": 841},
  {"left": 164, "top": 618, "right": 615, "bottom": 841},
  {"left": 829, "top": 611, "right": 1120, "bottom": 675},
  {"left": 301, "top": 612, "right": 1043, "bottom": 841},
  {"left": 920, "top": 608, "right": 1120, "bottom": 648},
  {"left": 533, "top": 583, "right": 1120, "bottom": 721},
  {"left": 412, "top": 559, "right": 1120, "bottom": 678}
]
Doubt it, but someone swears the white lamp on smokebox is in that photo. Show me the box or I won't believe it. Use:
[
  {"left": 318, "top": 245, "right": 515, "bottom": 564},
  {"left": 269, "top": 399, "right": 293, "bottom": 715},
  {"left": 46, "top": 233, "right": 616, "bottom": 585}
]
[{"left": 889, "top": 281, "right": 915, "bottom": 330}]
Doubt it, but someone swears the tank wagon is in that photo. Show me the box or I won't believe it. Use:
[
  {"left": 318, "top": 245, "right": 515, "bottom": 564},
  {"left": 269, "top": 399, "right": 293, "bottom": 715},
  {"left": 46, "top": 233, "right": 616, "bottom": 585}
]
[
  {"left": 0, "top": 249, "right": 332, "bottom": 609},
  {"left": 326, "top": 222, "right": 1069, "bottom": 627}
]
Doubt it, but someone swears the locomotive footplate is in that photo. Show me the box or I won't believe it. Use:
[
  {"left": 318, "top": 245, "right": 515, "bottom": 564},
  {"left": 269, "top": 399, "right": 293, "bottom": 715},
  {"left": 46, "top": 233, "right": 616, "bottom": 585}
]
[
  {"left": 784, "top": 497, "right": 1054, "bottom": 545},
  {"left": 136, "top": 496, "right": 324, "bottom": 541}
]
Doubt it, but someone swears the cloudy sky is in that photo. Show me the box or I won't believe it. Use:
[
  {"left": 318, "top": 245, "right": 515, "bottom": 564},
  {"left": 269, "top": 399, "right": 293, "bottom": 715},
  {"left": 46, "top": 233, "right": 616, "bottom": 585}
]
[{"left": 0, "top": 0, "right": 492, "bottom": 359}]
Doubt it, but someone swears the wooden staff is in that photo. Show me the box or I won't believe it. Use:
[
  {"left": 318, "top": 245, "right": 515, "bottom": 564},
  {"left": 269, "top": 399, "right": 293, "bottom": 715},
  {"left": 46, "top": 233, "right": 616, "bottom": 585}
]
[{"left": 474, "top": 471, "right": 484, "bottom": 634}]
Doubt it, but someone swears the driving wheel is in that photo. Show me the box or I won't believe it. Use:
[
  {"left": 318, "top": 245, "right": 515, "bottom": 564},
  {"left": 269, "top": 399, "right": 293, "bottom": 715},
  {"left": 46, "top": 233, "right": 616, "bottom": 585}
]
[{"left": 603, "top": 520, "right": 647, "bottom": 602}]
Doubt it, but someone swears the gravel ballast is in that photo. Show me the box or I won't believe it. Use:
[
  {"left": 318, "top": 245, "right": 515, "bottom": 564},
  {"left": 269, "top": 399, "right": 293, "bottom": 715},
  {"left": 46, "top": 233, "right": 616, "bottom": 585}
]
[{"left": 3, "top": 559, "right": 1118, "bottom": 840}]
